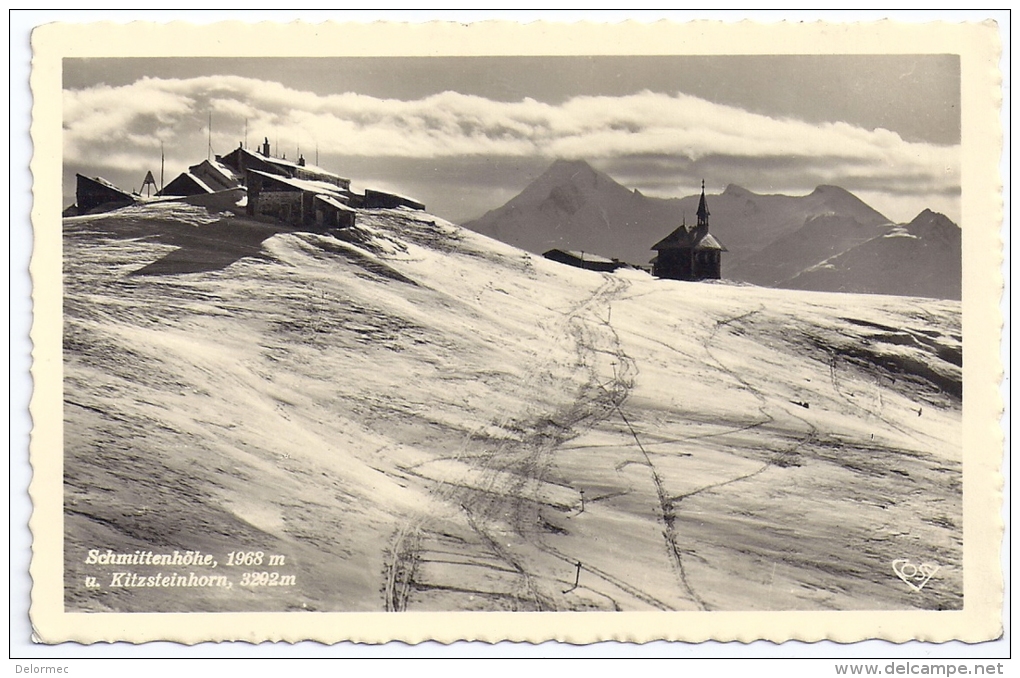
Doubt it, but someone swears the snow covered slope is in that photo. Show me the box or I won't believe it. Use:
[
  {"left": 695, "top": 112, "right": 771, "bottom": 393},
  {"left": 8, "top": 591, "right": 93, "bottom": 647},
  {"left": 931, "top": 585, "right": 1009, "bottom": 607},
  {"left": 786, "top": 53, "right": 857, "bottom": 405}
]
[{"left": 63, "top": 200, "right": 962, "bottom": 613}]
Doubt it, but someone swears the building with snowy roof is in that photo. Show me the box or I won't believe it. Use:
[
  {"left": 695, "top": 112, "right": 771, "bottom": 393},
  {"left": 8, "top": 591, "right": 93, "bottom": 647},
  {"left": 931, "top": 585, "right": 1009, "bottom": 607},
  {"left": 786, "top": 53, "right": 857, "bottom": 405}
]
[
  {"left": 362, "top": 188, "right": 425, "bottom": 211},
  {"left": 218, "top": 139, "right": 351, "bottom": 191},
  {"left": 651, "top": 181, "right": 727, "bottom": 281},
  {"left": 543, "top": 249, "right": 624, "bottom": 272},
  {"left": 74, "top": 174, "right": 136, "bottom": 214},
  {"left": 245, "top": 169, "right": 356, "bottom": 230},
  {"left": 196, "top": 159, "right": 242, "bottom": 192},
  {"left": 160, "top": 158, "right": 243, "bottom": 197},
  {"left": 159, "top": 171, "right": 213, "bottom": 197}
]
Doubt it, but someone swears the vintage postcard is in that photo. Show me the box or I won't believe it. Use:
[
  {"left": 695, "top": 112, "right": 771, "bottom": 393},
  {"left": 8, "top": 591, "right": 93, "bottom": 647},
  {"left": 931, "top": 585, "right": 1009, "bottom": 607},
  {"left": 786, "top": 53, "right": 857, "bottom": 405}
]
[{"left": 28, "top": 19, "right": 1003, "bottom": 644}]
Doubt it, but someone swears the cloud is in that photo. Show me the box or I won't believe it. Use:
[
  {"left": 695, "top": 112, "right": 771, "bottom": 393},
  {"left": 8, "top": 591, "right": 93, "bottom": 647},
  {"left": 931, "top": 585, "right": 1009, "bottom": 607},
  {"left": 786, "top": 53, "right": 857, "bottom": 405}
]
[{"left": 63, "top": 75, "right": 960, "bottom": 222}]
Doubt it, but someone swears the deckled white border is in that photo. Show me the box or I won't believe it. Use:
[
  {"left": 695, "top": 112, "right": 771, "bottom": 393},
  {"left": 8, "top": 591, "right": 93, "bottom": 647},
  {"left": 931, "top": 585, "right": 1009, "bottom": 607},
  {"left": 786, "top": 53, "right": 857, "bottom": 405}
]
[{"left": 23, "top": 16, "right": 1004, "bottom": 647}]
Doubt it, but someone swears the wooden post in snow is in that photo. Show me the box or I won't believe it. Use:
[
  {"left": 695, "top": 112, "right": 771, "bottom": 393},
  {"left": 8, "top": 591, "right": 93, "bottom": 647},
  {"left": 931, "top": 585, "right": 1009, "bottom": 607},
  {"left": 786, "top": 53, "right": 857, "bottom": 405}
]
[{"left": 563, "top": 561, "right": 582, "bottom": 593}]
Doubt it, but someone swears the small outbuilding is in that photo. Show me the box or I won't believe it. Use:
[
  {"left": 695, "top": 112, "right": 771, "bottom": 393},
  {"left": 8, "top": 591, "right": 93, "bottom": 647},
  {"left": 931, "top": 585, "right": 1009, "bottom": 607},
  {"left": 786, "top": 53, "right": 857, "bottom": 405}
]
[
  {"left": 543, "top": 249, "right": 624, "bottom": 272},
  {"left": 651, "top": 181, "right": 726, "bottom": 281},
  {"left": 362, "top": 189, "right": 425, "bottom": 211},
  {"left": 313, "top": 194, "right": 357, "bottom": 230},
  {"left": 74, "top": 174, "right": 136, "bottom": 214}
]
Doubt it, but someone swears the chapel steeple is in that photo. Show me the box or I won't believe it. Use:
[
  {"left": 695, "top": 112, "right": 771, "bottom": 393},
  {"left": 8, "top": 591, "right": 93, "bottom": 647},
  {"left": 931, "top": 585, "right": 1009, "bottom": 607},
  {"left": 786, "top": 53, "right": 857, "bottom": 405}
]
[{"left": 696, "top": 179, "right": 710, "bottom": 229}]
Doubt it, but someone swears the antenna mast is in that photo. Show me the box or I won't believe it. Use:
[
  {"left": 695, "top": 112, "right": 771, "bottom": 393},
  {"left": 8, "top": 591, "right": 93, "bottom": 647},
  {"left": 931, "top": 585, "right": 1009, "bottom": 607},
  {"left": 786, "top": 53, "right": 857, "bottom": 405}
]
[
  {"left": 207, "top": 111, "right": 212, "bottom": 160},
  {"left": 160, "top": 141, "right": 165, "bottom": 191}
]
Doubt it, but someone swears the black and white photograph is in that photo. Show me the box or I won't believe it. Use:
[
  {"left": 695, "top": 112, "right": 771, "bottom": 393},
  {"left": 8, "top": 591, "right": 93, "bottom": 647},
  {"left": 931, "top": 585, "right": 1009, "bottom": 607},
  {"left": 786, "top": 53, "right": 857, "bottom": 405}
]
[{"left": 23, "top": 18, "right": 1003, "bottom": 646}]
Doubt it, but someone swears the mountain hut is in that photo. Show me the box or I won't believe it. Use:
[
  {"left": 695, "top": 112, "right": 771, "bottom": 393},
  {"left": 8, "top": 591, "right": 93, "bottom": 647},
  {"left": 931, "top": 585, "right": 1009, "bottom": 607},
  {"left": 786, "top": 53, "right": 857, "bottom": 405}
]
[{"left": 245, "top": 169, "right": 356, "bottom": 230}]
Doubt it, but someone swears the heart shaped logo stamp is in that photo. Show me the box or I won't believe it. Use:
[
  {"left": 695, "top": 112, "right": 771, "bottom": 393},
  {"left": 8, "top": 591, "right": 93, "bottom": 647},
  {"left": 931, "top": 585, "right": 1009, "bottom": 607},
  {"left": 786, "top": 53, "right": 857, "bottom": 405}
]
[{"left": 892, "top": 559, "right": 940, "bottom": 592}]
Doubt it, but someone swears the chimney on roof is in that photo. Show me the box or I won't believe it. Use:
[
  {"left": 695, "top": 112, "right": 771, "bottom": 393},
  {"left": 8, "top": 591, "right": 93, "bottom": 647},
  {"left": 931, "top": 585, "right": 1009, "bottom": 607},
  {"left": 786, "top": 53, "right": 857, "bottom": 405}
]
[
  {"left": 262, "top": 137, "right": 270, "bottom": 157},
  {"left": 298, "top": 154, "right": 306, "bottom": 167}
]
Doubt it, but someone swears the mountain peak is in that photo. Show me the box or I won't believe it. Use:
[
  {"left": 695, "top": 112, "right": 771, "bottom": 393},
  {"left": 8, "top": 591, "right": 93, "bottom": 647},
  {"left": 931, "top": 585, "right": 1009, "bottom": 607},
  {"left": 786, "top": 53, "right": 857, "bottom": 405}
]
[
  {"left": 723, "top": 184, "right": 753, "bottom": 197},
  {"left": 523, "top": 158, "right": 636, "bottom": 205},
  {"left": 544, "top": 158, "right": 598, "bottom": 178},
  {"left": 807, "top": 185, "right": 890, "bottom": 225},
  {"left": 811, "top": 184, "right": 853, "bottom": 197},
  {"left": 909, "top": 208, "right": 958, "bottom": 228},
  {"left": 549, "top": 158, "right": 594, "bottom": 170}
]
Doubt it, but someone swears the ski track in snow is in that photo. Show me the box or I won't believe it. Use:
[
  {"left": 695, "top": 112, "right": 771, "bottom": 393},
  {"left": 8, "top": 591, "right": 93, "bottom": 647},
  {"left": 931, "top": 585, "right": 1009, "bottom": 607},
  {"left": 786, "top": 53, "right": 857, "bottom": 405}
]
[{"left": 385, "top": 274, "right": 681, "bottom": 611}]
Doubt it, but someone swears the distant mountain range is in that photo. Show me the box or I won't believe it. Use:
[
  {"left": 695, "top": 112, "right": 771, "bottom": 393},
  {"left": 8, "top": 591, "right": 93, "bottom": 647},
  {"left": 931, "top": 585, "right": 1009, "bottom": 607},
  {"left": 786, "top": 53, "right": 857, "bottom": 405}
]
[
  {"left": 462, "top": 159, "right": 960, "bottom": 300},
  {"left": 782, "top": 209, "right": 961, "bottom": 300}
]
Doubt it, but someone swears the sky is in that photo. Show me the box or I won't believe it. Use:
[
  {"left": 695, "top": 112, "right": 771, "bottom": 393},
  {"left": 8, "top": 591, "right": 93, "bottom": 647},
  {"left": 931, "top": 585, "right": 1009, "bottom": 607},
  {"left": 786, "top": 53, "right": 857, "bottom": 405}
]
[{"left": 63, "top": 55, "right": 962, "bottom": 224}]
